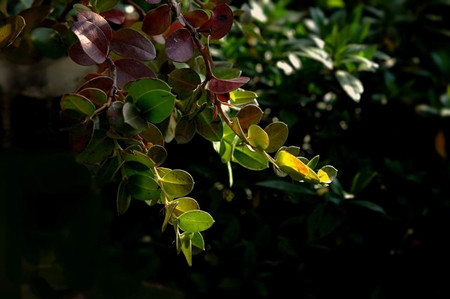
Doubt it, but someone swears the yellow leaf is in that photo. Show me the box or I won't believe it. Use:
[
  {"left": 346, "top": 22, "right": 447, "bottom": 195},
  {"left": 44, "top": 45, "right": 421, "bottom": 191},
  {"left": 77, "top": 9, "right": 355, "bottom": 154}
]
[
  {"left": 275, "top": 150, "right": 308, "bottom": 180},
  {"left": 305, "top": 168, "right": 320, "bottom": 184},
  {"left": 318, "top": 169, "right": 331, "bottom": 183}
]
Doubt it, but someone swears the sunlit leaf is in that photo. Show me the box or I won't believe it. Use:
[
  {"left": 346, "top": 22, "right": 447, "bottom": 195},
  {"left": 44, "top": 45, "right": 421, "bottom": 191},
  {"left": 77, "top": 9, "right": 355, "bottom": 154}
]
[
  {"left": 160, "top": 169, "right": 194, "bottom": 198},
  {"left": 162, "top": 201, "right": 178, "bottom": 232},
  {"left": 111, "top": 28, "right": 156, "bottom": 61},
  {"left": 117, "top": 180, "right": 131, "bottom": 215},
  {"left": 115, "top": 58, "right": 156, "bottom": 88},
  {"left": 209, "top": 76, "right": 250, "bottom": 94},
  {"left": 319, "top": 165, "right": 337, "bottom": 184},
  {"left": 178, "top": 210, "right": 214, "bottom": 232},
  {"left": 142, "top": 4, "right": 171, "bottom": 36},
  {"left": 72, "top": 20, "right": 108, "bottom": 64},
  {"left": 247, "top": 124, "right": 269, "bottom": 150},
  {"left": 233, "top": 145, "right": 268, "bottom": 170},
  {"left": 77, "top": 10, "right": 112, "bottom": 41},
  {"left": 195, "top": 108, "right": 223, "bottom": 142},
  {"left": 190, "top": 232, "right": 205, "bottom": 250},
  {"left": 166, "top": 28, "right": 195, "bottom": 63},
  {"left": 136, "top": 89, "right": 176, "bottom": 124},
  {"left": 180, "top": 232, "right": 192, "bottom": 266},
  {"left": 213, "top": 67, "right": 242, "bottom": 79},
  {"left": 298, "top": 46, "right": 333, "bottom": 70},
  {"left": 172, "top": 197, "right": 200, "bottom": 217},
  {"left": 69, "top": 42, "right": 96, "bottom": 66},
  {"left": 264, "top": 122, "right": 288, "bottom": 153},
  {"left": 335, "top": 70, "right": 364, "bottom": 102},
  {"left": 235, "top": 104, "right": 262, "bottom": 132},
  {"left": 229, "top": 89, "right": 258, "bottom": 105},
  {"left": 61, "top": 94, "right": 96, "bottom": 117},
  {"left": 128, "top": 174, "right": 160, "bottom": 201},
  {"left": 275, "top": 150, "right": 308, "bottom": 180}
]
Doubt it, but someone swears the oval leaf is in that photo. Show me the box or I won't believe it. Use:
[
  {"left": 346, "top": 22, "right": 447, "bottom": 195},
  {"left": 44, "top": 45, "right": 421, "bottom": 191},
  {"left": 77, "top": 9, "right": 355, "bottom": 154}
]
[
  {"left": 136, "top": 89, "right": 176, "bottom": 124},
  {"left": 77, "top": 76, "right": 113, "bottom": 94},
  {"left": 264, "top": 122, "right": 288, "bottom": 153},
  {"left": 72, "top": 20, "right": 108, "bottom": 64},
  {"left": 160, "top": 169, "right": 194, "bottom": 198},
  {"left": 175, "top": 115, "right": 197, "bottom": 144},
  {"left": 209, "top": 76, "right": 250, "bottom": 94},
  {"left": 77, "top": 129, "right": 115, "bottom": 165},
  {"left": 235, "top": 104, "right": 262, "bottom": 132},
  {"left": 123, "top": 150, "right": 155, "bottom": 169},
  {"left": 275, "top": 150, "right": 309, "bottom": 180},
  {"left": 114, "top": 58, "right": 156, "bottom": 88},
  {"left": 61, "top": 94, "right": 96, "bottom": 116},
  {"left": 172, "top": 197, "right": 200, "bottom": 217},
  {"left": 142, "top": 4, "right": 171, "bottom": 36},
  {"left": 318, "top": 165, "right": 338, "bottom": 184},
  {"left": 230, "top": 89, "right": 258, "bottom": 105},
  {"left": 184, "top": 9, "right": 209, "bottom": 28},
  {"left": 69, "top": 41, "right": 96, "bottom": 66},
  {"left": 128, "top": 174, "right": 160, "bottom": 201},
  {"left": 168, "top": 68, "right": 201, "bottom": 98},
  {"left": 140, "top": 123, "right": 165, "bottom": 146},
  {"left": 78, "top": 10, "right": 112, "bottom": 41},
  {"left": 195, "top": 108, "right": 223, "bottom": 142},
  {"left": 233, "top": 145, "right": 268, "bottom": 170},
  {"left": 125, "top": 77, "right": 171, "bottom": 100},
  {"left": 166, "top": 28, "right": 195, "bottom": 63},
  {"left": 147, "top": 145, "right": 167, "bottom": 167},
  {"left": 247, "top": 124, "right": 269, "bottom": 150},
  {"left": 178, "top": 210, "right": 214, "bottom": 232},
  {"left": 111, "top": 28, "right": 156, "bottom": 61},
  {"left": 123, "top": 102, "right": 147, "bottom": 131}
]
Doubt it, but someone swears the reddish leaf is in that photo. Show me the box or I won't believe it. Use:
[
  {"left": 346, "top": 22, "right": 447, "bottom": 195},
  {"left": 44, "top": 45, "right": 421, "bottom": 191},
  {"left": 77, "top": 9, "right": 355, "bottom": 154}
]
[
  {"left": 100, "top": 9, "right": 125, "bottom": 25},
  {"left": 208, "top": 76, "right": 250, "bottom": 94},
  {"left": 165, "top": 28, "right": 194, "bottom": 63},
  {"left": 142, "top": 4, "right": 171, "bottom": 36},
  {"left": 184, "top": 10, "right": 209, "bottom": 28},
  {"left": 201, "top": 4, "right": 233, "bottom": 40},
  {"left": 72, "top": 20, "right": 109, "bottom": 64},
  {"left": 70, "top": 119, "right": 94, "bottom": 153},
  {"left": 166, "top": 20, "right": 184, "bottom": 37},
  {"left": 78, "top": 10, "right": 112, "bottom": 41},
  {"left": 69, "top": 41, "right": 96, "bottom": 66},
  {"left": 217, "top": 93, "right": 230, "bottom": 102},
  {"left": 146, "top": 0, "right": 162, "bottom": 3},
  {"left": 114, "top": 58, "right": 156, "bottom": 88},
  {"left": 111, "top": 28, "right": 156, "bottom": 61},
  {"left": 77, "top": 76, "right": 113, "bottom": 94},
  {"left": 235, "top": 104, "right": 263, "bottom": 132}
]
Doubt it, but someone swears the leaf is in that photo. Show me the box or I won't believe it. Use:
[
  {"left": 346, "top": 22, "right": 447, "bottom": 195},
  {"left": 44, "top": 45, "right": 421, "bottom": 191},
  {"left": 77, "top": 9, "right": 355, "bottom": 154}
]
[
  {"left": 213, "top": 67, "right": 242, "bottom": 79},
  {"left": 255, "top": 180, "right": 316, "bottom": 195},
  {"left": 247, "top": 124, "right": 269, "bottom": 150},
  {"left": 123, "top": 150, "right": 155, "bottom": 169},
  {"left": 183, "top": 9, "right": 209, "bottom": 28},
  {"left": 146, "top": 0, "right": 162, "bottom": 3},
  {"left": 206, "top": 4, "right": 234, "bottom": 40},
  {"left": 168, "top": 68, "right": 201, "bottom": 99},
  {"left": 140, "top": 123, "right": 164, "bottom": 146},
  {"left": 77, "top": 76, "right": 113, "bottom": 94},
  {"left": 69, "top": 119, "right": 94, "bottom": 153},
  {"left": 350, "top": 171, "right": 377, "bottom": 195},
  {"left": 147, "top": 145, "right": 167, "bottom": 167},
  {"left": 111, "top": 28, "right": 156, "bottom": 61},
  {"left": 125, "top": 78, "right": 171, "bottom": 100},
  {"left": 61, "top": 94, "right": 96, "bottom": 117},
  {"left": 175, "top": 115, "right": 197, "bottom": 144},
  {"left": 318, "top": 165, "right": 337, "bottom": 184},
  {"left": 162, "top": 201, "right": 178, "bottom": 232},
  {"left": 117, "top": 180, "right": 131, "bottom": 215},
  {"left": 233, "top": 145, "right": 268, "bottom": 170},
  {"left": 172, "top": 197, "right": 200, "bottom": 217},
  {"left": 166, "top": 28, "right": 195, "bottom": 63},
  {"left": 235, "top": 104, "right": 262, "bottom": 132},
  {"left": 264, "top": 122, "right": 288, "bottom": 153},
  {"left": 69, "top": 41, "right": 96, "bottom": 66},
  {"left": 160, "top": 169, "right": 194, "bottom": 198},
  {"left": 96, "top": 0, "right": 120, "bottom": 12},
  {"left": 230, "top": 118, "right": 248, "bottom": 142},
  {"left": 19, "top": 6, "right": 52, "bottom": 34},
  {"left": 195, "top": 108, "right": 223, "bottom": 142},
  {"left": 123, "top": 102, "right": 147, "bottom": 131},
  {"left": 107, "top": 101, "right": 127, "bottom": 133},
  {"left": 307, "top": 155, "right": 320, "bottom": 169},
  {"left": 142, "top": 4, "right": 171, "bottom": 36},
  {"left": 0, "top": 15, "right": 26, "bottom": 49},
  {"left": 77, "top": 10, "right": 112, "bottom": 41},
  {"left": 77, "top": 129, "right": 115, "bottom": 165},
  {"left": 128, "top": 174, "right": 160, "bottom": 201},
  {"left": 298, "top": 46, "right": 333, "bottom": 70},
  {"left": 29, "top": 27, "right": 64, "bottom": 59},
  {"left": 350, "top": 200, "right": 386, "bottom": 214},
  {"left": 136, "top": 89, "right": 176, "bottom": 124},
  {"left": 178, "top": 210, "right": 214, "bottom": 232},
  {"left": 335, "top": 70, "right": 364, "bottom": 102},
  {"left": 209, "top": 76, "right": 250, "bottom": 94},
  {"left": 180, "top": 232, "right": 192, "bottom": 266},
  {"left": 72, "top": 20, "right": 108, "bottom": 64},
  {"left": 78, "top": 88, "right": 107, "bottom": 107},
  {"left": 275, "top": 150, "right": 308, "bottom": 180},
  {"left": 100, "top": 9, "right": 125, "bottom": 25},
  {"left": 190, "top": 232, "right": 205, "bottom": 250},
  {"left": 95, "top": 156, "right": 122, "bottom": 187},
  {"left": 114, "top": 58, "right": 156, "bottom": 89}
]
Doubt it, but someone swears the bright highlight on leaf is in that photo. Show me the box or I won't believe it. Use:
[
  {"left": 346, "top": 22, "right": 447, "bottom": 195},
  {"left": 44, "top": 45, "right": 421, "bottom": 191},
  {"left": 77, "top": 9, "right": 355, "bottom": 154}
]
[
  {"left": 178, "top": 210, "right": 214, "bottom": 233},
  {"left": 275, "top": 150, "right": 309, "bottom": 180}
]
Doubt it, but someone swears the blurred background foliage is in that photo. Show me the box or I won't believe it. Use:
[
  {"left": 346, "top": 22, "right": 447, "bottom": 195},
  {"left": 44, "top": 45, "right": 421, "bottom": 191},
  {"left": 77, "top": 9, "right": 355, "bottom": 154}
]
[{"left": 1, "top": 0, "right": 450, "bottom": 298}]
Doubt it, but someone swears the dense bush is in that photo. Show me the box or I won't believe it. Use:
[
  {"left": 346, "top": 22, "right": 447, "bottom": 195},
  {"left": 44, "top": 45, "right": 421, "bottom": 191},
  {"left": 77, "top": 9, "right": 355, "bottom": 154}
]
[{"left": 1, "top": 0, "right": 449, "bottom": 298}]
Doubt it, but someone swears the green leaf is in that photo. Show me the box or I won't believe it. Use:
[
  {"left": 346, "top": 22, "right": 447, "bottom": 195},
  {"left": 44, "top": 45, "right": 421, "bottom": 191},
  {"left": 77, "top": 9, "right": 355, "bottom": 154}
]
[
  {"left": 30, "top": 27, "right": 65, "bottom": 59},
  {"left": 256, "top": 180, "right": 316, "bottom": 195},
  {"left": 233, "top": 145, "right": 268, "bottom": 170},
  {"left": 175, "top": 115, "right": 197, "bottom": 144},
  {"left": 117, "top": 180, "right": 131, "bottom": 215},
  {"left": 235, "top": 104, "right": 263, "bottom": 132},
  {"left": 190, "top": 232, "right": 205, "bottom": 250},
  {"left": 123, "top": 102, "right": 147, "bottom": 131},
  {"left": 247, "top": 124, "right": 269, "bottom": 150},
  {"left": 95, "top": 0, "right": 120, "bottom": 12},
  {"left": 195, "top": 108, "right": 223, "bottom": 142},
  {"left": 318, "top": 165, "right": 338, "bottom": 184},
  {"left": 350, "top": 200, "right": 386, "bottom": 214},
  {"left": 123, "top": 150, "right": 155, "bottom": 169},
  {"left": 172, "top": 197, "right": 200, "bottom": 217},
  {"left": 147, "top": 145, "right": 167, "bottom": 167},
  {"left": 264, "top": 122, "right": 288, "bottom": 153},
  {"left": 298, "top": 46, "right": 333, "bottom": 70},
  {"left": 140, "top": 123, "right": 164, "bottom": 146},
  {"left": 61, "top": 94, "right": 96, "bottom": 117},
  {"left": 180, "top": 232, "right": 192, "bottom": 266},
  {"left": 168, "top": 68, "right": 201, "bottom": 99},
  {"left": 162, "top": 201, "right": 178, "bottom": 232},
  {"left": 78, "top": 88, "right": 108, "bottom": 107},
  {"left": 136, "top": 89, "right": 176, "bottom": 124},
  {"left": 160, "top": 169, "right": 194, "bottom": 198},
  {"left": 275, "top": 150, "right": 308, "bottom": 180},
  {"left": 213, "top": 67, "right": 242, "bottom": 79},
  {"left": 0, "top": 15, "right": 25, "bottom": 49},
  {"left": 307, "top": 155, "right": 320, "bottom": 169},
  {"left": 230, "top": 89, "right": 258, "bottom": 105},
  {"left": 126, "top": 78, "right": 171, "bottom": 101},
  {"left": 178, "top": 210, "right": 214, "bottom": 232},
  {"left": 128, "top": 174, "right": 160, "bottom": 201},
  {"left": 77, "top": 130, "right": 114, "bottom": 165},
  {"left": 335, "top": 70, "right": 363, "bottom": 102},
  {"left": 350, "top": 171, "right": 377, "bottom": 195}
]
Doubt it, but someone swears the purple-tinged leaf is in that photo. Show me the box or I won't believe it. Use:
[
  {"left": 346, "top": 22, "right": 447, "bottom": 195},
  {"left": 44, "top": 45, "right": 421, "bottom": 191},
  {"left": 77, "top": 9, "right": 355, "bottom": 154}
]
[
  {"left": 77, "top": 76, "right": 113, "bottom": 94},
  {"left": 72, "top": 20, "right": 108, "bottom": 64},
  {"left": 208, "top": 76, "right": 250, "bottom": 94},
  {"left": 165, "top": 28, "right": 194, "bottom": 63},
  {"left": 69, "top": 41, "right": 96, "bottom": 66},
  {"left": 166, "top": 20, "right": 184, "bottom": 37},
  {"left": 100, "top": 9, "right": 125, "bottom": 25},
  {"left": 201, "top": 4, "right": 233, "bottom": 40},
  {"left": 78, "top": 10, "right": 112, "bottom": 41},
  {"left": 184, "top": 10, "right": 209, "bottom": 28},
  {"left": 114, "top": 58, "right": 156, "bottom": 89},
  {"left": 19, "top": 6, "right": 52, "bottom": 34},
  {"left": 111, "top": 28, "right": 156, "bottom": 61},
  {"left": 142, "top": 4, "right": 171, "bottom": 36},
  {"left": 146, "top": 0, "right": 162, "bottom": 3}
]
